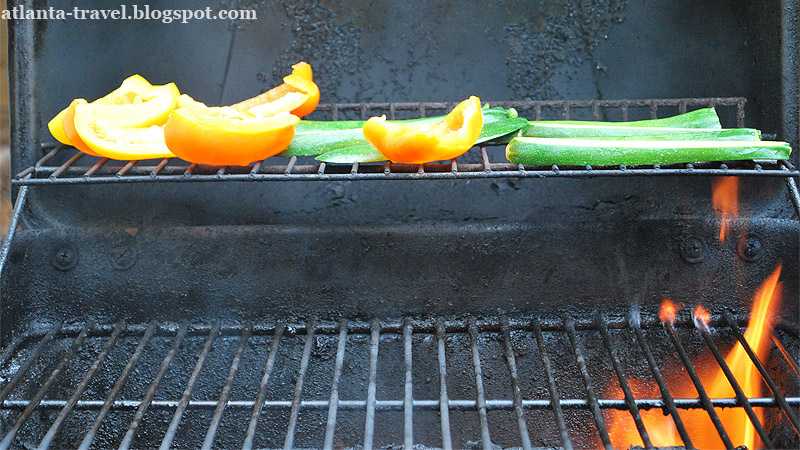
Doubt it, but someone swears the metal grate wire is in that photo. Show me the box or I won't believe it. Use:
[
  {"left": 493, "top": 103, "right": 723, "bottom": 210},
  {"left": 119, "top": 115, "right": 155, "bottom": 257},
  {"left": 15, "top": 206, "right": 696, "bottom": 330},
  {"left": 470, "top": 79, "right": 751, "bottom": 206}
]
[
  {"left": 0, "top": 313, "right": 798, "bottom": 449},
  {"left": 12, "top": 98, "right": 800, "bottom": 186}
]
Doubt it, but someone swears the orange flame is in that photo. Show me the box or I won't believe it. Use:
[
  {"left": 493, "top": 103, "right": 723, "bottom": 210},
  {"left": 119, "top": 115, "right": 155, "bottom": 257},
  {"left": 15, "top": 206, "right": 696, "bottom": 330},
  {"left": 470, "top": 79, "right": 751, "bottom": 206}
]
[
  {"left": 659, "top": 298, "right": 679, "bottom": 324},
  {"left": 605, "top": 378, "right": 682, "bottom": 448},
  {"left": 605, "top": 265, "right": 783, "bottom": 449},
  {"left": 712, "top": 177, "right": 739, "bottom": 242},
  {"left": 693, "top": 305, "right": 711, "bottom": 329},
  {"left": 704, "top": 264, "right": 782, "bottom": 449}
]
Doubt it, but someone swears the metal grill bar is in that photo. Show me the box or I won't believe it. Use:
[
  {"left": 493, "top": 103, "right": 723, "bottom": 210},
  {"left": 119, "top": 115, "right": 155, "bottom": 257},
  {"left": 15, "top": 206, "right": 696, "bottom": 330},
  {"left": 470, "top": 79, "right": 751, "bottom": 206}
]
[
  {"left": 564, "top": 318, "right": 612, "bottom": 449},
  {"left": 50, "top": 151, "right": 83, "bottom": 179},
  {"left": 468, "top": 320, "right": 493, "bottom": 450},
  {"left": 772, "top": 331, "right": 800, "bottom": 379},
  {"left": 0, "top": 321, "right": 61, "bottom": 407},
  {"left": 79, "top": 321, "right": 157, "bottom": 450},
  {"left": 4, "top": 396, "right": 800, "bottom": 411},
  {"left": 362, "top": 321, "right": 380, "bottom": 450},
  {"left": 283, "top": 321, "right": 315, "bottom": 450},
  {"left": 532, "top": 319, "right": 573, "bottom": 450},
  {"left": 15, "top": 156, "right": 798, "bottom": 185},
  {"left": 0, "top": 314, "right": 781, "bottom": 338},
  {"left": 242, "top": 323, "right": 284, "bottom": 450},
  {"left": 663, "top": 321, "right": 735, "bottom": 448},
  {"left": 629, "top": 311, "right": 693, "bottom": 447},
  {"left": 0, "top": 184, "right": 28, "bottom": 278},
  {"left": 322, "top": 321, "right": 348, "bottom": 450},
  {"left": 0, "top": 322, "right": 91, "bottom": 450},
  {"left": 161, "top": 321, "right": 221, "bottom": 450},
  {"left": 37, "top": 321, "right": 125, "bottom": 450},
  {"left": 118, "top": 321, "right": 189, "bottom": 450},
  {"left": 694, "top": 319, "right": 774, "bottom": 449},
  {"left": 723, "top": 311, "right": 800, "bottom": 436},
  {"left": 201, "top": 325, "right": 251, "bottom": 450},
  {"left": 786, "top": 176, "right": 800, "bottom": 218},
  {"left": 500, "top": 317, "right": 532, "bottom": 450},
  {"left": 84, "top": 157, "right": 109, "bottom": 177},
  {"left": 403, "top": 319, "right": 414, "bottom": 448},
  {"left": 435, "top": 319, "right": 453, "bottom": 450},
  {"left": 596, "top": 315, "right": 654, "bottom": 449}
]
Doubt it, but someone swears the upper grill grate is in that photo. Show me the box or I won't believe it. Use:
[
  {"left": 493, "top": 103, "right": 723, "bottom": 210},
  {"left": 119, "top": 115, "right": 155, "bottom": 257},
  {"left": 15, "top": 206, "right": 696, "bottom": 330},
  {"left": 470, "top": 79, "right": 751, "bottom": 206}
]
[{"left": 14, "top": 97, "right": 800, "bottom": 186}]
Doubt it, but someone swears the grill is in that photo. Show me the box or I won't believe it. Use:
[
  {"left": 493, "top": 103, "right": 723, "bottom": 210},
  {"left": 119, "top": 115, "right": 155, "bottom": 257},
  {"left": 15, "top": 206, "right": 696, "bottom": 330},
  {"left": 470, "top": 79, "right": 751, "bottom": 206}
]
[
  {"left": 3, "top": 0, "right": 800, "bottom": 448},
  {"left": 12, "top": 98, "right": 800, "bottom": 186},
  {"left": 0, "top": 314, "right": 798, "bottom": 449}
]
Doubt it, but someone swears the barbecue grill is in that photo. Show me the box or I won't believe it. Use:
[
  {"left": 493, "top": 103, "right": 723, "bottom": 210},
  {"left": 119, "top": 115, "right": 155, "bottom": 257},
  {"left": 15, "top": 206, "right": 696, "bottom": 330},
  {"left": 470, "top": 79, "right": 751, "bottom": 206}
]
[{"left": 1, "top": 0, "right": 799, "bottom": 448}]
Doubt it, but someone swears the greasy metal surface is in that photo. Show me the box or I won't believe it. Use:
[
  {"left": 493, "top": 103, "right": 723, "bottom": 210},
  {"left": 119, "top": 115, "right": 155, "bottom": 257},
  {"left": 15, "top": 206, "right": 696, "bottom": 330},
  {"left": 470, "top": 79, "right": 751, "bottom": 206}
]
[{"left": 0, "top": 314, "right": 798, "bottom": 449}]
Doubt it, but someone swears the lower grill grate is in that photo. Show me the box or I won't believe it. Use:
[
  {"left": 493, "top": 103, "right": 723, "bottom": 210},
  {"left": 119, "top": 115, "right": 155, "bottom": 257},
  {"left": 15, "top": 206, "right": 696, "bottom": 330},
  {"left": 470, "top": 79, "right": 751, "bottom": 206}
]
[{"left": 0, "top": 313, "right": 798, "bottom": 449}]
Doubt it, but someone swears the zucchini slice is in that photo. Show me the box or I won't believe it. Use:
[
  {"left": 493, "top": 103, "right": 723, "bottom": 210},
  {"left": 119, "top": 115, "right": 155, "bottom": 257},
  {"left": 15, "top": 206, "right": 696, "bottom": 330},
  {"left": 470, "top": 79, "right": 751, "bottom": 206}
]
[
  {"left": 505, "top": 137, "right": 791, "bottom": 166},
  {"left": 534, "top": 107, "right": 721, "bottom": 129},
  {"left": 521, "top": 125, "right": 760, "bottom": 140}
]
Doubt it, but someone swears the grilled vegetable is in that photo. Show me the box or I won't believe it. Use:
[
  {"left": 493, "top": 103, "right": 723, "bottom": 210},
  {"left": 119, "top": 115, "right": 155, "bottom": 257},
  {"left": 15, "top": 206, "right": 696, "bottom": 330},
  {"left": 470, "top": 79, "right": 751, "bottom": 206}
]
[
  {"left": 522, "top": 125, "right": 760, "bottom": 140},
  {"left": 533, "top": 107, "right": 722, "bottom": 129},
  {"left": 164, "top": 95, "right": 299, "bottom": 165},
  {"left": 505, "top": 138, "right": 792, "bottom": 166},
  {"left": 316, "top": 112, "right": 528, "bottom": 164},
  {"left": 362, "top": 96, "right": 483, "bottom": 164},
  {"left": 291, "top": 106, "right": 526, "bottom": 163},
  {"left": 52, "top": 75, "right": 180, "bottom": 154},
  {"left": 231, "top": 61, "right": 319, "bottom": 118}
]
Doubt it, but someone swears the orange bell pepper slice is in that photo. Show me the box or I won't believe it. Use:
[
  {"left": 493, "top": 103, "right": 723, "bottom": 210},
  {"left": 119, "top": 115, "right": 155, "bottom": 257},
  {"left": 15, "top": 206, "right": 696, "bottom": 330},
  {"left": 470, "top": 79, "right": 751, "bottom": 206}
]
[
  {"left": 363, "top": 96, "right": 483, "bottom": 164},
  {"left": 231, "top": 61, "right": 320, "bottom": 118},
  {"left": 164, "top": 95, "right": 300, "bottom": 166}
]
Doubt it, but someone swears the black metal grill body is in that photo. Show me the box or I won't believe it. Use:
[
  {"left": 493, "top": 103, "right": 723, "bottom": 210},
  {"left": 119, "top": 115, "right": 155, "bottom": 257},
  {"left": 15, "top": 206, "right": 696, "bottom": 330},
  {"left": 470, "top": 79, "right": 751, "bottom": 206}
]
[{"left": 2, "top": 0, "right": 800, "bottom": 448}]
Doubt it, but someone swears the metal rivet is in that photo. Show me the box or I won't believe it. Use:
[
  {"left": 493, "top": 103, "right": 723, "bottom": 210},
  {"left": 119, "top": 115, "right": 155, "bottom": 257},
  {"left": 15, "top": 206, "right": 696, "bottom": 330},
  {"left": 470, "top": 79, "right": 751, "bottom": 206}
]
[
  {"left": 737, "top": 235, "right": 764, "bottom": 262},
  {"left": 679, "top": 236, "right": 705, "bottom": 264},
  {"left": 111, "top": 248, "right": 137, "bottom": 271},
  {"left": 51, "top": 245, "right": 79, "bottom": 271}
]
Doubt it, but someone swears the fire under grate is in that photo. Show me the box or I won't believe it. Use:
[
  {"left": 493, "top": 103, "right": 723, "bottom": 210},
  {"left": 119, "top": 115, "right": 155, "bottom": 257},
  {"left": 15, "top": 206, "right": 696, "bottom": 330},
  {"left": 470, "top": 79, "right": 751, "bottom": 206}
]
[{"left": 0, "top": 312, "right": 798, "bottom": 449}]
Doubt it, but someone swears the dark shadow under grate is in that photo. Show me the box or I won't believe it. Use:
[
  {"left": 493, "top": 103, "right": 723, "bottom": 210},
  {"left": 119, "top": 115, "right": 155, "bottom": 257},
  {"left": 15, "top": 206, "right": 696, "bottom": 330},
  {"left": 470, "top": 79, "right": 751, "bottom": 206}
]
[{"left": 0, "top": 312, "right": 798, "bottom": 449}]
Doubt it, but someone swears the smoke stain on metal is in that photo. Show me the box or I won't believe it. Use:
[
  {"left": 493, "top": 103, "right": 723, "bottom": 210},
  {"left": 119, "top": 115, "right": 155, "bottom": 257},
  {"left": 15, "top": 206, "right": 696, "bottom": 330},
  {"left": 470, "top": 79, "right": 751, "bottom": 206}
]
[
  {"left": 502, "top": 0, "right": 627, "bottom": 100},
  {"left": 237, "top": 0, "right": 364, "bottom": 103}
]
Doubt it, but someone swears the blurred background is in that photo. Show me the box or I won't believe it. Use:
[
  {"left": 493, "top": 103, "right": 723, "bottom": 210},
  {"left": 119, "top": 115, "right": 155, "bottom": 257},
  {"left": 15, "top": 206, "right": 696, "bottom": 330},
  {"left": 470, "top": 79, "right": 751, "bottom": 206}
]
[{"left": 0, "top": 0, "right": 9, "bottom": 237}]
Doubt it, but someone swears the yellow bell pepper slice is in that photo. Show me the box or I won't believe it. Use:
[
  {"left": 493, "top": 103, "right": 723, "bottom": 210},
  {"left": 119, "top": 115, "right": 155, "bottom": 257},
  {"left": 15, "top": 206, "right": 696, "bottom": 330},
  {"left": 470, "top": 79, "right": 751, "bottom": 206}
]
[
  {"left": 363, "top": 96, "right": 483, "bottom": 164},
  {"left": 72, "top": 101, "right": 174, "bottom": 160},
  {"left": 49, "top": 75, "right": 179, "bottom": 147},
  {"left": 231, "top": 61, "right": 320, "bottom": 118},
  {"left": 164, "top": 95, "right": 300, "bottom": 166}
]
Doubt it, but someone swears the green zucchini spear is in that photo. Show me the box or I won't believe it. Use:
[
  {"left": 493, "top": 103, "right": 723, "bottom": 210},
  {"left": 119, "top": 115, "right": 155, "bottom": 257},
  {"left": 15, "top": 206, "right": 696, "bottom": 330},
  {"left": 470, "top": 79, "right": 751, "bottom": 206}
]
[
  {"left": 505, "top": 137, "right": 791, "bottom": 166},
  {"left": 521, "top": 125, "right": 760, "bottom": 140},
  {"left": 532, "top": 107, "right": 722, "bottom": 129}
]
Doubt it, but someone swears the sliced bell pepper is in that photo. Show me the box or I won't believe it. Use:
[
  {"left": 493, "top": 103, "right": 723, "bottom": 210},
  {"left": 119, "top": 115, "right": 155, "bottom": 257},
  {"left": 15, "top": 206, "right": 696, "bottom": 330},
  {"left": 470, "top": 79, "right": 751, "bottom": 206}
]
[
  {"left": 50, "top": 75, "right": 179, "bottom": 149},
  {"left": 231, "top": 61, "right": 320, "bottom": 118},
  {"left": 362, "top": 96, "right": 483, "bottom": 163},
  {"left": 72, "top": 101, "right": 174, "bottom": 160},
  {"left": 164, "top": 95, "right": 300, "bottom": 166}
]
